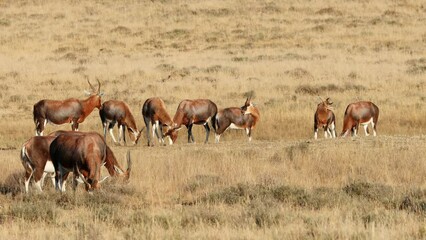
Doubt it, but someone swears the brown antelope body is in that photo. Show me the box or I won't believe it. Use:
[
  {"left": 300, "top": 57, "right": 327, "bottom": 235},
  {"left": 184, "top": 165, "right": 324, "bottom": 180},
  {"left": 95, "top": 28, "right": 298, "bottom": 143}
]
[
  {"left": 341, "top": 101, "right": 379, "bottom": 137},
  {"left": 50, "top": 131, "right": 131, "bottom": 192},
  {"left": 142, "top": 97, "right": 174, "bottom": 146},
  {"left": 33, "top": 80, "right": 103, "bottom": 136},
  {"left": 99, "top": 100, "right": 142, "bottom": 145},
  {"left": 214, "top": 98, "right": 260, "bottom": 143},
  {"left": 165, "top": 99, "right": 217, "bottom": 144},
  {"left": 20, "top": 136, "right": 57, "bottom": 193},
  {"left": 49, "top": 130, "right": 131, "bottom": 180},
  {"left": 314, "top": 98, "right": 336, "bottom": 139}
]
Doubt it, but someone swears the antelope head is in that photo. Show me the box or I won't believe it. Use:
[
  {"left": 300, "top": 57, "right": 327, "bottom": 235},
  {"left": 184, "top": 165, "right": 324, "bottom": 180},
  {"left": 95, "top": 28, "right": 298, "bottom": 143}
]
[
  {"left": 84, "top": 78, "right": 104, "bottom": 109},
  {"left": 241, "top": 96, "right": 254, "bottom": 113},
  {"left": 318, "top": 96, "right": 334, "bottom": 111},
  {"left": 131, "top": 127, "right": 145, "bottom": 145},
  {"left": 164, "top": 124, "right": 180, "bottom": 144}
]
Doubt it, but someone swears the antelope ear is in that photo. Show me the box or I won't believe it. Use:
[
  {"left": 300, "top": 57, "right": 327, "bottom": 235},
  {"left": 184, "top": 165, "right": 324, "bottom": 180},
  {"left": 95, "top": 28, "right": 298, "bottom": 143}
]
[{"left": 84, "top": 90, "right": 91, "bottom": 96}]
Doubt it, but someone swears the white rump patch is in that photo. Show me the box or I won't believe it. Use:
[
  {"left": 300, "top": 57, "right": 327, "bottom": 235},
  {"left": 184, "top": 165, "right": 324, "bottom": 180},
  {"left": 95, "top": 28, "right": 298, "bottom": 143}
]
[{"left": 44, "top": 161, "right": 55, "bottom": 173}]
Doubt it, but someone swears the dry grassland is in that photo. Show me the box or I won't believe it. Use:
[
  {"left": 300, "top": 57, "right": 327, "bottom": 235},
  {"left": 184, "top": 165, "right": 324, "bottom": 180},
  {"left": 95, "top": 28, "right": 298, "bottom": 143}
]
[{"left": 0, "top": 0, "right": 425, "bottom": 239}]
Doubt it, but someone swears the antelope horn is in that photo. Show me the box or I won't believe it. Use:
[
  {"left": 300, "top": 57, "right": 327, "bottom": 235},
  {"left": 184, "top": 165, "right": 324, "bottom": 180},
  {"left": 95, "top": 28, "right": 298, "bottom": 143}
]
[
  {"left": 75, "top": 165, "right": 91, "bottom": 188},
  {"left": 96, "top": 78, "right": 101, "bottom": 94},
  {"left": 87, "top": 78, "right": 96, "bottom": 93},
  {"left": 94, "top": 162, "right": 108, "bottom": 184},
  {"left": 317, "top": 96, "right": 325, "bottom": 103},
  {"left": 99, "top": 175, "right": 109, "bottom": 183}
]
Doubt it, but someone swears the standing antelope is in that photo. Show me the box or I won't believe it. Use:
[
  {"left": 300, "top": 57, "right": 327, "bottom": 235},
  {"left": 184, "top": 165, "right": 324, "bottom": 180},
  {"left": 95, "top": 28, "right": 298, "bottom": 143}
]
[
  {"left": 142, "top": 97, "right": 174, "bottom": 146},
  {"left": 50, "top": 131, "right": 130, "bottom": 192},
  {"left": 314, "top": 97, "right": 336, "bottom": 139},
  {"left": 214, "top": 97, "right": 260, "bottom": 143},
  {"left": 165, "top": 99, "right": 217, "bottom": 144},
  {"left": 341, "top": 101, "right": 379, "bottom": 137},
  {"left": 33, "top": 79, "right": 103, "bottom": 136},
  {"left": 99, "top": 100, "right": 142, "bottom": 146},
  {"left": 20, "top": 136, "right": 57, "bottom": 193}
]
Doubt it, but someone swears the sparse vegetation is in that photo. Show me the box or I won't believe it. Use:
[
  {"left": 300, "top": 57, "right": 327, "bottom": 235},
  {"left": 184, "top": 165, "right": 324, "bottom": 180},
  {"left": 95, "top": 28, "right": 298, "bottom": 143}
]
[{"left": 0, "top": 0, "right": 425, "bottom": 239}]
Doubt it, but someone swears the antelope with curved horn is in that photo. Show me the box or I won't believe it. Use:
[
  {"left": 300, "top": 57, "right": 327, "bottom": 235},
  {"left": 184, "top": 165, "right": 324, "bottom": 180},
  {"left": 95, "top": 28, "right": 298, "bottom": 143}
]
[
  {"left": 33, "top": 79, "right": 103, "bottom": 136},
  {"left": 213, "top": 97, "right": 260, "bottom": 143},
  {"left": 314, "top": 97, "right": 336, "bottom": 139},
  {"left": 341, "top": 101, "right": 379, "bottom": 137},
  {"left": 99, "top": 100, "right": 143, "bottom": 146},
  {"left": 165, "top": 99, "right": 217, "bottom": 144},
  {"left": 142, "top": 97, "right": 174, "bottom": 146}
]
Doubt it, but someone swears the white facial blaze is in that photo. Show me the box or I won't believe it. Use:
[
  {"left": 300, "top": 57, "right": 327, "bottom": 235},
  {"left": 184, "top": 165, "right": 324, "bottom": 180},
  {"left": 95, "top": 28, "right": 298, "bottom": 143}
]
[{"left": 114, "top": 166, "right": 124, "bottom": 175}]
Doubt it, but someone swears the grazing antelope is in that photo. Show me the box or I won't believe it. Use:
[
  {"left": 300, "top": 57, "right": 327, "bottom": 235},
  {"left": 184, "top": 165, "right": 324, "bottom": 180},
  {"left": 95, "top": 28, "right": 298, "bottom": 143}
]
[
  {"left": 99, "top": 100, "right": 142, "bottom": 146},
  {"left": 165, "top": 99, "right": 217, "bottom": 144},
  {"left": 49, "top": 130, "right": 131, "bottom": 180},
  {"left": 214, "top": 97, "right": 260, "bottom": 143},
  {"left": 142, "top": 97, "right": 175, "bottom": 146},
  {"left": 314, "top": 97, "right": 336, "bottom": 139},
  {"left": 341, "top": 101, "right": 379, "bottom": 137},
  {"left": 33, "top": 79, "right": 103, "bottom": 136},
  {"left": 50, "top": 131, "right": 131, "bottom": 192},
  {"left": 20, "top": 136, "right": 57, "bottom": 193}
]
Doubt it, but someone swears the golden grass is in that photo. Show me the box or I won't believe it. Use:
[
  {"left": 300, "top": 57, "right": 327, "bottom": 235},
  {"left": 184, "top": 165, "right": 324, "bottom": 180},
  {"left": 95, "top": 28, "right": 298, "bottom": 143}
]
[{"left": 0, "top": 0, "right": 425, "bottom": 239}]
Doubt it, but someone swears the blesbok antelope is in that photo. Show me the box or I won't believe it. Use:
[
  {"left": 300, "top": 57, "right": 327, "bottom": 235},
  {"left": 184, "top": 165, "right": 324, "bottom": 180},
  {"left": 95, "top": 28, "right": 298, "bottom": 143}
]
[
  {"left": 142, "top": 97, "right": 174, "bottom": 146},
  {"left": 20, "top": 136, "right": 57, "bottom": 193},
  {"left": 33, "top": 79, "right": 103, "bottom": 136},
  {"left": 214, "top": 97, "right": 260, "bottom": 143},
  {"left": 314, "top": 97, "right": 336, "bottom": 139},
  {"left": 50, "top": 131, "right": 131, "bottom": 192},
  {"left": 49, "top": 130, "right": 131, "bottom": 180},
  {"left": 99, "top": 100, "right": 142, "bottom": 146},
  {"left": 165, "top": 99, "right": 217, "bottom": 144},
  {"left": 341, "top": 101, "right": 379, "bottom": 137}
]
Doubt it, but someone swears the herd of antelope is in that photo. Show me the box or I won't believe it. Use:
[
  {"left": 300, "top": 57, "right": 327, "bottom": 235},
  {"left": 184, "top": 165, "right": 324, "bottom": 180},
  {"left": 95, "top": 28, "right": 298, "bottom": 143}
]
[
  {"left": 20, "top": 80, "right": 379, "bottom": 193},
  {"left": 20, "top": 80, "right": 260, "bottom": 193}
]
